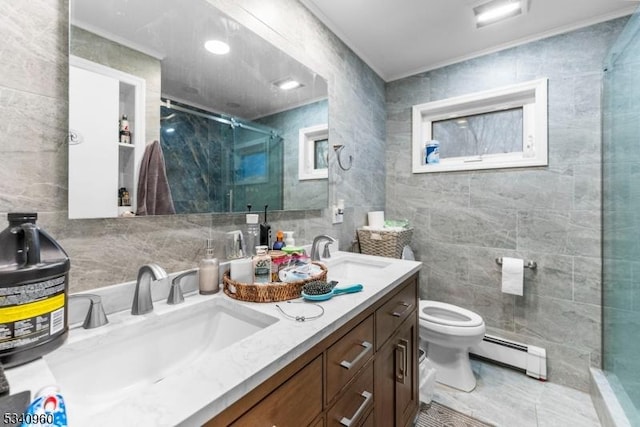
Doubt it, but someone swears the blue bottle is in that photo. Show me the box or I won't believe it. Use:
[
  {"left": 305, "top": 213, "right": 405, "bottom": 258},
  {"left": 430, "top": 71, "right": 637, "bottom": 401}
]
[{"left": 21, "top": 385, "right": 67, "bottom": 427}]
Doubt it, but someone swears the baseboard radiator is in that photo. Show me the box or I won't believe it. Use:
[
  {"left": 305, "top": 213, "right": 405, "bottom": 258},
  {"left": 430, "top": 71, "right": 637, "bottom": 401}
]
[{"left": 470, "top": 334, "right": 547, "bottom": 380}]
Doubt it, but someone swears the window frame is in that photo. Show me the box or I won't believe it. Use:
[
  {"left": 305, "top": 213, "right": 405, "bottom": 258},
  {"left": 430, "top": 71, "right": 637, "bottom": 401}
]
[
  {"left": 298, "top": 124, "right": 329, "bottom": 180},
  {"left": 411, "top": 78, "right": 548, "bottom": 173}
]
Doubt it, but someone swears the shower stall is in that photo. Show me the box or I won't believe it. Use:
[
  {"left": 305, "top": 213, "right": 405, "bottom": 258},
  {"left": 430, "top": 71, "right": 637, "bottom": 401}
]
[
  {"left": 601, "top": 7, "right": 640, "bottom": 426},
  {"left": 159, "top": 101, "right": 283, "bottom": 214}
]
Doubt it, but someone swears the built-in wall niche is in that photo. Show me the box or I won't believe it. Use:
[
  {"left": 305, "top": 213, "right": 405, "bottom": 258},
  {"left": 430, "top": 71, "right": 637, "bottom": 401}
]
[
  {"left": 68, "top": 55, "right": 145, "bottom": 219},
  {"left": 412, "top": 78, "right": 548, "bottom": 173}
]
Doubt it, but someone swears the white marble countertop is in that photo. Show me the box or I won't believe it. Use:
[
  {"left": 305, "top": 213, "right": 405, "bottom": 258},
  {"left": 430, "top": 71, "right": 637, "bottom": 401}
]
[{"left": 5, "top": 251, "right": 421, "bottom": 426}]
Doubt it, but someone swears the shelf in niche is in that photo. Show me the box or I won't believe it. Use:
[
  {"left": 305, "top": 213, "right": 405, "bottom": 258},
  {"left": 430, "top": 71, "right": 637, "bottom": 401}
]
[{"left": 118, "top": 142, "right": 135, "bottom": 148}]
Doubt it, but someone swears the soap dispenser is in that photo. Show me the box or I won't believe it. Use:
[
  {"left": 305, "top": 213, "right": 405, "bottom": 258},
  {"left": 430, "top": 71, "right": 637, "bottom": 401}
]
[{"left": 199, "top": 239, "right": 219, "bottom": 294}]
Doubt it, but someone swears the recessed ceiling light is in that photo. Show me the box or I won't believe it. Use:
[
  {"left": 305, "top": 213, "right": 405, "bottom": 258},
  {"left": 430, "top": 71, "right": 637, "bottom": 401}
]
[
  {"left": 473, "top": 0, "right": 526, "bottom": 28},
  {"left": 204, "top": 40, "right": 230, "bottom": 55},
  {"left": 273, "top": 77, "right": 304, "bottom": 91}
]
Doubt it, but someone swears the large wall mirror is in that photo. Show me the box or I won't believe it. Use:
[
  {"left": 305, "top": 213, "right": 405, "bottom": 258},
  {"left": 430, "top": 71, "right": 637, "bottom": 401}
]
[{"left": 69, "top": 0, "right": 329, "bottom": 219}]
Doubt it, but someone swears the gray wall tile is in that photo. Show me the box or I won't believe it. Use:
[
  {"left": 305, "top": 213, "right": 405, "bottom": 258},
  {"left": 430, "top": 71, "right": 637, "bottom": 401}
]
[
  {"left": 0, "top": 0, "right": 386, "bottom": 294},
  {"left": 386, "top": 17, "right": 628, "bottom": 391}
]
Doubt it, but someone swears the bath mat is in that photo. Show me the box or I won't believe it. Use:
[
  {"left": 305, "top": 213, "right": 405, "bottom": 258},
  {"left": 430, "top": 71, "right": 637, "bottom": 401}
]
[{"left": 416, "top": 401, "right": 495, "bottom": 427}]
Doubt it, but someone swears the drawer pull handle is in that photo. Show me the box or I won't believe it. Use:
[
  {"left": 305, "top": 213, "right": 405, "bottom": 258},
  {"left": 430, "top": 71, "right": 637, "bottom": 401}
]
[
  {"left": 340, "top": 341, "right": 373, "bottom": 369},
  {"left": 339, "top": 390, "right": 372, "bottom": 426},
  {"left": 392, "top": 302, "right": 411, "bottom": 317}
]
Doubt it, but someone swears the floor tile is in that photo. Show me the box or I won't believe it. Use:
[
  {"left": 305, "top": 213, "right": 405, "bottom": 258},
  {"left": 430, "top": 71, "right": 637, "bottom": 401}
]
[{"left": 432, "top": 359, "right": 600, "bottom": 427}]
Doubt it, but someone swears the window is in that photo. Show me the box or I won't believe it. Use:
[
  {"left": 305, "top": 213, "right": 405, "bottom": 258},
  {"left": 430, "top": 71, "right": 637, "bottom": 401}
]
[
  {"left": 412, "top": 78, "right": 548, "bottom": 173},
  {"left": 299, "top": 124, "right": 329, "bottom": 180},
  {"left": 235, "top": 137, "right": 269, "bottom": 184}
]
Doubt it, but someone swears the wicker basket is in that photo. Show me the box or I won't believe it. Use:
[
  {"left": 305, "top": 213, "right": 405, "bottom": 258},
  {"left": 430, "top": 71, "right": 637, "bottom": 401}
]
[
  {"left": 357, "top": 228, "right": 413, "bottom": 259},
  {"left": 223, "top": 262, "right": 327, "bottom": 303}
]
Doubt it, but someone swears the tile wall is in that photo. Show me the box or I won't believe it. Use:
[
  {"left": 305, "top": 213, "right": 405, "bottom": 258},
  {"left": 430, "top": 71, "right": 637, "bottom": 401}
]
[
  {"left": 0, "top": 0, "right": 385, "bottom": 290},
  {"left": 2, "top": 0, "right": 631, "bottom": 394},
  {"left": 385, "top": 18, "right": 628, "bottom": 391}
]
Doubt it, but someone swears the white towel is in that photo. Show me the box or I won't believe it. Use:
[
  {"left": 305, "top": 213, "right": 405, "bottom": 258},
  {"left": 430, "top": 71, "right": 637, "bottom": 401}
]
[{"left": 501, "top": 257, "right": 524, "bottom": 296}]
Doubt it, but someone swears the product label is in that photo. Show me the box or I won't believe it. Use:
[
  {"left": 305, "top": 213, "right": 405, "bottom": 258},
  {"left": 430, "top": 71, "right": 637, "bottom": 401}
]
[
  {"left": 0, "top": 276, "right": 66, "bottom": 352},
  {"left": 426, "top": 143, "right": 440, "bottom": 164},
  {"left": 254, "top": 259, "right": 271, "bottom": 283}
]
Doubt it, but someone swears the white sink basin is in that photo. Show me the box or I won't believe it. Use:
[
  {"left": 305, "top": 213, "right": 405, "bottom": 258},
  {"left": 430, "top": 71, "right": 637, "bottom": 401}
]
[
  {"left": 325, "top": 254, "right": 392, "bottom": 279},
  {"left": 44, "top": 297, "right": 278, "bottom": 414}
]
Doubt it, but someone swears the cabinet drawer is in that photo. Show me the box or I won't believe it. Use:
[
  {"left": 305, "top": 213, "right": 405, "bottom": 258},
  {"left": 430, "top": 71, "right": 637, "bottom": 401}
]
[
  {"left": 326, "top": 315, "right": 374, "bottom": 403},
  {"left": 327, "top": 361, "right": 374, "bottom": 427},
  {"left": 232, "top": 355, "right": 322, "bottom": 427},
  {"left": 375, "top": 278, "right": 417, "bottom": 350}
]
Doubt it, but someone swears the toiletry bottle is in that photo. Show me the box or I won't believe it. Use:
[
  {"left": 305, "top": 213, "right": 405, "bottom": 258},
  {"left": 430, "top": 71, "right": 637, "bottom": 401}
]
[
  {"left": 199, "top": 239, "right": 220, "bottom": 294},
  {"left": 272, "top": 230, "right": 285, "bottom": 250},
  {"left": 253, "top": 245, "right": 271, "bottom": 284},
  {"left": 259, "top": 205, "right": 271, "bottom": 248},
  {"left": 284, "top": 231, "right": 295, "bottom": 247},
  {"left": 245, "top": 214, "right": 260, "bottom": 257},
  {"left": 118, "top": 187, "right": 125, "bottom": 206},
  {"left": 121, "top": 189, "right": 130, "bottom": 206},
  {"left": 22, "top": 384, "right": 68, "bottom": 427},
  {"left": 119, "top": 114, "right": 131, "bottom": 144}
]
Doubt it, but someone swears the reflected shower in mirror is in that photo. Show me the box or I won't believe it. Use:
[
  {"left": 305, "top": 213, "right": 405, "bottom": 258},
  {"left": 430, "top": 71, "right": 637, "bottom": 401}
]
[
  {"left": 69, "top": 0, "right": 328, "bottom": 219},
  {"left": 160, "top": 100, "right": 284, "bottom": 213}
]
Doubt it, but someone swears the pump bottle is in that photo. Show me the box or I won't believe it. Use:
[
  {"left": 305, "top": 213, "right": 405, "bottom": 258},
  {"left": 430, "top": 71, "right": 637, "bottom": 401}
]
[{"left": 199, "top": 239, "right": 219, "bottom": 294}]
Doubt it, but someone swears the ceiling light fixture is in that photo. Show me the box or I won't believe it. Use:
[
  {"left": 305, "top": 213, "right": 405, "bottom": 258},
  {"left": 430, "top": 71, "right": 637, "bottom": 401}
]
[
  {"left": 273, "top": 77, "right": 304, "bottom": 91},
  {"left": 473, "top": 0, "right": 526, "bottom": 28},
  {"left": 204, "top": 40, "right": 230, "bottom": 55}
]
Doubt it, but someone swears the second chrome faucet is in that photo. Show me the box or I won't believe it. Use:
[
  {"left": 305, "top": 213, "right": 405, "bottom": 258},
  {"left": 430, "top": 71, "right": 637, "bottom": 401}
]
[{"left": 310, "top": 234, "right": 336, "bottom": 261}]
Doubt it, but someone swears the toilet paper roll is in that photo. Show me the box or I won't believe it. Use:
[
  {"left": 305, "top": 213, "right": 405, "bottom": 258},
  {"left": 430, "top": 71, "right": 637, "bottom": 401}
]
[
  {"left": 367, "top": 211, "right": 385, "bottom": 229},
  {"left": 501, "top": 257, "right": 524, "bottom": 296}
]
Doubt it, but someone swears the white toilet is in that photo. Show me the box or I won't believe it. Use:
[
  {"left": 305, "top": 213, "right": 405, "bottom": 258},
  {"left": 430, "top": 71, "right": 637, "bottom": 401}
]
[{"left": 418, "top": 300, "right": 485, "bottom": 392}]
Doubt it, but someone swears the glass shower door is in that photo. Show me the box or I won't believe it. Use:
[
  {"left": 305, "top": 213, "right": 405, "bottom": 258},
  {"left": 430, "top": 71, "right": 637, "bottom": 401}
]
[
  {"left": 230, "top": 126, "right": 283, "bottom": 212},
  {"left": 602, "top": 10, "right": 640, "bottom": 423}
]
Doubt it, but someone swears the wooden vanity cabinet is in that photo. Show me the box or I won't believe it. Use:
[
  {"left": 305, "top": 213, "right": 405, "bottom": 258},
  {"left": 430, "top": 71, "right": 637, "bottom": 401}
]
[
  {"left": 229, "top": 355, "right": 323, "bottom": 427},
  {"left": 373, "top": 315, "right": 418, "bottom": 427},
  {"left": 374, "top": 276, "right": 419, "bottom": 427},
  {"left": 207, "top": 274, "right": 418, "bottom": 427}
]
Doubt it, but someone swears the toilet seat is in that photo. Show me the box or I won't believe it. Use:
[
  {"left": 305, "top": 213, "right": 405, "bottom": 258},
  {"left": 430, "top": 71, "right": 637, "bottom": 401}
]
[{"left": 419, "top": 300, "right": 483, "bottom": 328}]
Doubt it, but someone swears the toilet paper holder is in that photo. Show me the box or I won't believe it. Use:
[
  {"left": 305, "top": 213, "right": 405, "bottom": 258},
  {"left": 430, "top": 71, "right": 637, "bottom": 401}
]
[{"left": 496, "top": 257, "right": 537, "bottom": 269}]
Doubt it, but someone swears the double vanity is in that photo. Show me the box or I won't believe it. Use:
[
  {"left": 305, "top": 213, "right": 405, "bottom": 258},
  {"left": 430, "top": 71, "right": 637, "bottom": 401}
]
[{"left": 5, "top": 251, "right": 421, "bottom": 426}]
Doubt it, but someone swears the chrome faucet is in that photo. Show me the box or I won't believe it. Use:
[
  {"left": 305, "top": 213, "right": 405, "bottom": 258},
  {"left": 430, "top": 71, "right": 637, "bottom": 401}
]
[
  {"left": 131, "top": 264, "right": 168, "bottom": 315},
  {"left": 69, "top": 293, "right": 109, "bottom": 329},
  {"left": 168, "top": 269, "right": 197, "bottom": 305},
  {"left": 310, "top": 234, "right": 336, "bottom": 261}
]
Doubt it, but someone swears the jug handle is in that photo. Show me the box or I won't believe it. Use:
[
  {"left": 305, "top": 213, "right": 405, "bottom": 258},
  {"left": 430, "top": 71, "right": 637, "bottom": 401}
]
[{"left": 20, "top": 223, "right": 41, "bottom": 266}]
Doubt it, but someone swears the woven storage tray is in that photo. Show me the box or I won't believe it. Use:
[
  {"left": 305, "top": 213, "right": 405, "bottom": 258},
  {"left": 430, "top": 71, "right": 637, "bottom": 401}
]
[
  {"left": 223, "top": 262, "right": 327, "bottom": 303},
  {"left": 357, "top": 228, "right": 413, "bottom": 259}
]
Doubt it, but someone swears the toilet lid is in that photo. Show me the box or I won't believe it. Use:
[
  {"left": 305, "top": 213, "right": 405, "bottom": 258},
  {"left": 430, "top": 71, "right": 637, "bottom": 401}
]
[{"left": 419, "top": 300, "right": 483, "bottom": 327}]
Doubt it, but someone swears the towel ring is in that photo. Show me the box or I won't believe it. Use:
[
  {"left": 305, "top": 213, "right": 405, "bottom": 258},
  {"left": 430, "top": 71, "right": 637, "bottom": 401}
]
[{"left": 333, "top": 144, "right": 353, "bottom": 171}]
